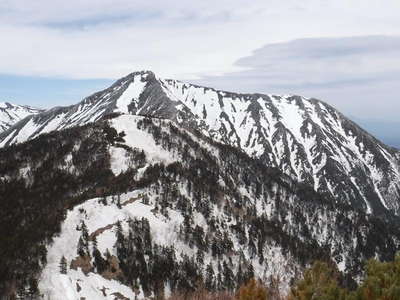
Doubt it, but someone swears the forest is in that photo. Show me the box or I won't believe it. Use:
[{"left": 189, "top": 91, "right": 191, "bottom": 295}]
[{"left": 1, "top": 114, "right": 400, "bottom": 299}]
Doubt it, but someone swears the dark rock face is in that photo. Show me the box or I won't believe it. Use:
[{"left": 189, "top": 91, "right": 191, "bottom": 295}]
[{"left": 1, "top": 71, "right": 399, "bottom": 217}]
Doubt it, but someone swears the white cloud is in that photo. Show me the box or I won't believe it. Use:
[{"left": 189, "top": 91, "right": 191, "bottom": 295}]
[
  {"left": 1, "top": 0, "right": 400, "bottom": 79},
  {"left": 194, "top": 36, "right": 400, "bottom": 121}
]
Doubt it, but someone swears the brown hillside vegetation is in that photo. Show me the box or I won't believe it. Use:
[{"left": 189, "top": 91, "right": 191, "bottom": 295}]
[
  {"left": 166, "top": 279, "right": 271, "bottom": 300},
  {"left": 166, "top": 254, "right": 400, "bottom": 300}
]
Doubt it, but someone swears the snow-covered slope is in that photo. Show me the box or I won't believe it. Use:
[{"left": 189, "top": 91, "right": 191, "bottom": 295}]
[
  {"left": 0, "top": 101, "right": 42, "bottom": 133},
  {"left": 37, "top": 116, "right": 295, "bottom": 298},
  {"left": 1, "top": 71, "right": 399, "bottom": 217},
  {"left": 157, "top": 78, "right": 400, "bottom": 217},
  {"left": 31, "top": 115, "right": 400, "bottom": 298},
  {"left": 2, "top": 114, "right": 400, "bottom": 299}
]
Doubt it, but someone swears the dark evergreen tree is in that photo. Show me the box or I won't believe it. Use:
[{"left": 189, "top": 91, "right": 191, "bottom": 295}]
[
  {"left": 92, "top": 235, "right": 98, "bottom": 249},
  {"left": 93, "top": 248, "right": 107, "bottom": 274},
  {"left": 245, "top": 263, "right": 255, "bottom": 283},
  {"left": 222, "top": 260, "right": 235, "bottom": 291},
  {"left": 237, "top": 263, "right": 245, "bottom": 287},
  {"left": 77, "top": 236, "right": 86, "bottom": 257},
  {"left": 117, "top": 194, "right": 122, "bottom": 209},
  {"left": 205, "top": 263, "right": 215, "bottom": 291},
  {"left": 59, "top": 256, "right": 67, "bottom": 274},
  {"left": 196, "top": 249, "right": 204, "bottom": 265},
  {"left": 28, "top": 278, "right": 39, "bottom": 300}
]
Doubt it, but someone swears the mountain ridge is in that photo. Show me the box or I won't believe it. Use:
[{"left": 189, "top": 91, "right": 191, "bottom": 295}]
[
  {"left": 1, "top": 71, "right": 399, "bottom": 218},
  {"left": 0, "top": 101, "right": 43, "bottom": 133},
  {"left": 1, "top": 71, "right": 400, "bottom": 299}
]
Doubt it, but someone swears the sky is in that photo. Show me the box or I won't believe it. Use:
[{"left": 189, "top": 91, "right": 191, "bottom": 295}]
[{"left": 0, "top": 0, "right": 399, "bottom": 146}]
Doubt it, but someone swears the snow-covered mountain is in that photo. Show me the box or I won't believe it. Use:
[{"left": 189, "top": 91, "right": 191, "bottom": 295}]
[
  {"left": 1, "top": 71, "right": 399, "bottom": 218},
  {"left": 1, "top": 114, "right": 399, "bottom": 299},
  {"left": 0, "top": 101, "right": 43, "bottom": 133}
]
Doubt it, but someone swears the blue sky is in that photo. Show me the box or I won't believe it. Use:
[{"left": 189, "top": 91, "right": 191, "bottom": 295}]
[
  {"left": 0, "top": 0, "right": 399, "bottom": 146},
  {"left": 0, "top": 74, "right": 112, "bottom": 108}
]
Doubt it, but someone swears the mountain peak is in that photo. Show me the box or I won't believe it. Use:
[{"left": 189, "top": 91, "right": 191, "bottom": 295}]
[
  {"left": 1, "top": 73, "right": 399, "bottom": 217},
  {"left": 121, "top": 70, "right": 156, "bottom": 82},
  {"left": 0, "top": 101, "right": 10, "bottom": 108},
  {"left": 127, "top": 69, "right": 155, "bottom": 76}
]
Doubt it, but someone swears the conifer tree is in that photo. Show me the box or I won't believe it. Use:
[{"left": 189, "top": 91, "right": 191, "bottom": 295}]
[
  {"left": 205, "top": 263, "right": 215, "bottom": 291},
  {"left": 77, "top": 236, "right": 86, "bottom": 257},
  {"left": 117, "top": 194, "right": 122, "bottom": 209},
  {"left": 350, "top": 254, "right": 400, "bottom": 300},
  {"left": 237, "top": 263, "right": 245, "bottom": 287},
  {"left": 196, "top": 249, "right": 204, "bottom": 265},
  {"left": 245, "top": 263, "right": 254, "bottom": 283},
  {"left": 217, "top": 262, "right": 223, "bottom": 290},
  {"left": 223, "top": 260, "right": 235, "bottom": 291},
  {"left": 28, "top": 277, "right": 39, "bottom": 299},
  {"left": 288, "top": 261, "right": 347, "bottom": 300},
  {"left": 92, "top": 235, "right": 98, "bottom": 249},
  {"left": 100, "top": 195, "right": 107, "bottom": 205},
  {"left": 79, "top": 220, "right": 90, "bottom": 256},
  {"left": 93, "top": 248, "right": 107, "bottom": 274},
  {"left": 59, "top": 256, "right": 67, "bottom": 274}
]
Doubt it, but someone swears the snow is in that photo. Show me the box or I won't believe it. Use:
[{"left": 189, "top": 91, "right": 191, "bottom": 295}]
[
  {"left": 274, "top": 98, "right": 304, "bottom": 138},
  {"left": 109, "top": 146, "right": 129, "bottom": 175},
  {"left": 116, "top": 76, "right": 147, "bottom": 113},
  {"left": 34, "top": 105, "right": 383, "bottom": 297},
  {"left": 10, "top": 118, "right": 38, "bottom": 144},
  {"left": 0, "top": 102, "right": 42, "bottom": 133},
  {"left": 39, "top": 191, "right": 140, "bottom": 299},
  {"left": 0, "top": 129, "right": 16, "bottom": 147},
  {"left": 42, "top": 271, "right": 138, "bottom": 300},
  {"left": 39, "top": 189, "right": 185, "bottom": 300},
  {"left": 38, "top": 113, "right": 300, "bottom": 297},
  {"left": 110, "top": 115, "right": 175, "bottom": 166},
  {"left": 34, "top": 113, "right": 66, "bottom": 137},
  {"left": 2, "top": 72, "right": 399, "bottom": 216}
]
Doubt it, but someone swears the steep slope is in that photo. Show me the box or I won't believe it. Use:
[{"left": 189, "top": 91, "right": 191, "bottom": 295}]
[
  {"left": 1, "top": 114, "right": 400, "bottom": 299},
  {"left": 1, "top": 71, "right": 399, "bottom": 217},
  {"left": 0, "top": 101, "right": 42, "bottom": 133},
  {"left": 158, "top": 78, "right": 400, "bottom": 217}
]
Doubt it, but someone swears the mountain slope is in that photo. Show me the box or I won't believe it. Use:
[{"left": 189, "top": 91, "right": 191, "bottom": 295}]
[
  {"left": 1, "top": 71, "right": 399, "bottom": 217},
  {"left": 0, "top": 102, "right": 43, "bottom": 133},
  {"left": 1, "top": 114, "right": 400, "bottom": 299}
]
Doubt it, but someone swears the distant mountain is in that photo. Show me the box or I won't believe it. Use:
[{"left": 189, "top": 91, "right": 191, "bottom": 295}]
[
  {"left": 0, "top": 101, "right": 43, "bottom": 133},
  {"left": 354, "top": 118, "right": 400, "bottom": 149},
  {"left": 1, "top": 71, "right": 399, "bottom": 218}
]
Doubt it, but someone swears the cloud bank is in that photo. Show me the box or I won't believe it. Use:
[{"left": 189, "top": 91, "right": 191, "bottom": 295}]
[
  {"left": 195, "top": 36, "right": 400, "bottom": 121},
  {"left": 1, "top": 0, "right": 400, "bottom": 79}
]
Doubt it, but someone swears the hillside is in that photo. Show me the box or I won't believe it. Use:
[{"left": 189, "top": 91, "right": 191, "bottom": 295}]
[{"left": 1, "top": 114, "right": 399, "bottom": 299}]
